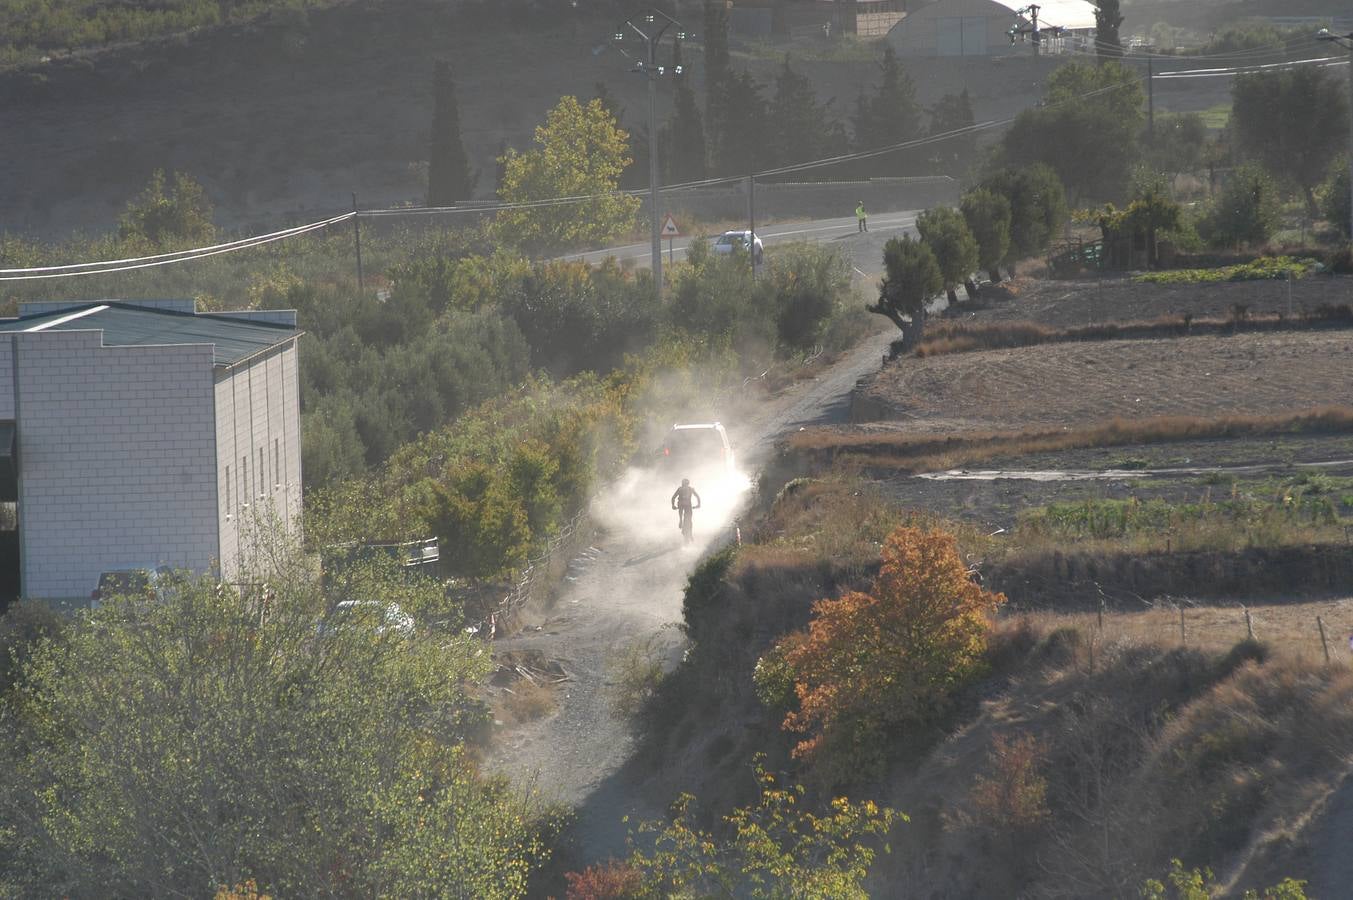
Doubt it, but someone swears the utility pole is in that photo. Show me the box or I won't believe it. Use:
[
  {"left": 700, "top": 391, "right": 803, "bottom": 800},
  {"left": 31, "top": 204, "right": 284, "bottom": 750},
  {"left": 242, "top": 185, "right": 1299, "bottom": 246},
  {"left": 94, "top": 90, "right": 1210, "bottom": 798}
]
[
  {"left": 747, "top": 171, "right": 756, "bottom": 281},
  {"left": 1319, "top": 29, "right": 1353, "bottom": 241},
  {"left": 1008, "top": 5, "right": 1062, "bottom": 57},
  {"left": 1147, "top": 55, "right": 1155, "bottom": 146},
  {"left": 612, "top": 10, "right": 685, "bottom": 304},
  {"left": 351, "top": 192, "right": 364, "bottom": 292}
]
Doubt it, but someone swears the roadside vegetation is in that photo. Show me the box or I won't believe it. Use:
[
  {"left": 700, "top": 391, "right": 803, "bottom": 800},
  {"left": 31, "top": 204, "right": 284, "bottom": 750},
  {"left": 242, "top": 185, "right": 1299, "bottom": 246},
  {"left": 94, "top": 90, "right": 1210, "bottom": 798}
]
[
  {"left": 0, "top": 546, "right": 557, "bottom": 896},
  {"left": 575, "top": 463, "right": 1330, "bottom": 897}
]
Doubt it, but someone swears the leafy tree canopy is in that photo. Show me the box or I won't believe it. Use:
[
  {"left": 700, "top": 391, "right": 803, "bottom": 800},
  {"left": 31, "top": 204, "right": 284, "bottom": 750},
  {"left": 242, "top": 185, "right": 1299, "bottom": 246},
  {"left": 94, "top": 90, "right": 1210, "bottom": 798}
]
[
  {"left": 494, "top": 96, "right": 641, "bottom": 254},
  {"left": 0, "top": 551, "right": 552, "bottom": 897},
  {"left": 1232, "top": 66, "right": 1350, "bottom": 216},
  {"left": 916, "top": 206, "right": 979, "bottom": 300},
  {"left": 118, "top": 169, "right": 216, "bottom": 248},
  {"left": 773, "top": 526, "right": 1005, "bottom": 781},
  {"left": 981, "top": 164, "right": 1069, "bottom": 263},
  {"left": 869, "top": 234, "right": 942, "bottom": 347},
  {"left": 960, "top": 188, "right": 1013, "bottom": 281},
  {"left": 1000, "top": 60, "right": 1143, "bottom": 202}
]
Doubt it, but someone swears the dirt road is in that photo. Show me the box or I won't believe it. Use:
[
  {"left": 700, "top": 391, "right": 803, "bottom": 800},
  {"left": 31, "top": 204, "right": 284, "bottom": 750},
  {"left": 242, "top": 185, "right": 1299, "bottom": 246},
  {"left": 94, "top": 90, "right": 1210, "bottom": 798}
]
[{"left": 486, "top": 324, "right": 894, "bottom": 856}]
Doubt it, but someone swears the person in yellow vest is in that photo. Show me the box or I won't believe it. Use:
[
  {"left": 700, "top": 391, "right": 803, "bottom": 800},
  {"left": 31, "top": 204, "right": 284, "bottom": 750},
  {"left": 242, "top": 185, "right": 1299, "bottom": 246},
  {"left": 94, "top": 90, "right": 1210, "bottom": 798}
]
[{"left": 856, "top": 201, "right": 868, "bottom": 233}]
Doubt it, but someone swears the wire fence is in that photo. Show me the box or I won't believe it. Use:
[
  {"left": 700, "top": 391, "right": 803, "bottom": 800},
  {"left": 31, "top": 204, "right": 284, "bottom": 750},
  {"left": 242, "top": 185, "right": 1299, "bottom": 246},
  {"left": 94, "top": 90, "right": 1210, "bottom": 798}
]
[
  {"left": 466, "top": 503, "right": 597, "bottom": 640},
  {"left": 1019, "top": 596, "right": 1353, "bottom": 666}
]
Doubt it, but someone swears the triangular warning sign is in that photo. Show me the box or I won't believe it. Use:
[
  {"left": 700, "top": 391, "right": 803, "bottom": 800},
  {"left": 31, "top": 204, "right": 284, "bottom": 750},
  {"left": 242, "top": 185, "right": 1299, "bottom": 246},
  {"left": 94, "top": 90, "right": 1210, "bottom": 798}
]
[{"left": 660, "top": 214, "right": 681, "bottom": 237}]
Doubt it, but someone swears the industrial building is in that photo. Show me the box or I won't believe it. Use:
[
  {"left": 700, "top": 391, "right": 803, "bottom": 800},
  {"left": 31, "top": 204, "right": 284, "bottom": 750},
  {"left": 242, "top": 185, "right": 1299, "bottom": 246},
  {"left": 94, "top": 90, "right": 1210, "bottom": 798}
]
[{"left": 0, "top": 299, "right": 302, "bottom": 605}]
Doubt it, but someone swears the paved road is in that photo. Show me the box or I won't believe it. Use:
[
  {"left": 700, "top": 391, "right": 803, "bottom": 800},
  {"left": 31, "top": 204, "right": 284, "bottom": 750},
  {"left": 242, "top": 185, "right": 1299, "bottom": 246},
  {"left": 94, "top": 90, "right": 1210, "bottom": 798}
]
[{"left": 560, "top": 209, "right": 922, "bottom": 272}]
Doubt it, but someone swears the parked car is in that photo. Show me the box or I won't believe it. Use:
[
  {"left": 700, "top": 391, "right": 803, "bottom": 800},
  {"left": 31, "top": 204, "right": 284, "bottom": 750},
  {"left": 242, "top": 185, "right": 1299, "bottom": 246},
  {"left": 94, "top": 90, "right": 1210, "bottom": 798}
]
[
  {"left": 90, "top": 565, "right": 176, "bottom": 607},
  {"left": 658, "top": 422, "right": 735, "bottom": 476},
  {"left": 319, "top": 600, "right": 416, "bottom": 639},
  {"left": 712, "top": 230, "right": 763, "bottom": 263}
]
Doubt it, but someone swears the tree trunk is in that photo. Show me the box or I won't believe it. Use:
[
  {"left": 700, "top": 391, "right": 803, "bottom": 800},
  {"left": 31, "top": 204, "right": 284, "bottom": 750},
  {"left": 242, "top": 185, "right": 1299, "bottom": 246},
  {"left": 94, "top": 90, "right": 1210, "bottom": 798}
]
[
  {"left": 1303, "top": 184, "right": 1321, "bottom": 221},
  {"left": 964, "top": 278, "right": 979, "bottom": 300},
  {"left": 989, "top": 267, "right": 1002, "bottom": 285},
  {"left": 900, "top": 306, "right": 927, "bottom": 352},
  {"left": 946, "top": 286, "right": 958, "bottom": 306}
]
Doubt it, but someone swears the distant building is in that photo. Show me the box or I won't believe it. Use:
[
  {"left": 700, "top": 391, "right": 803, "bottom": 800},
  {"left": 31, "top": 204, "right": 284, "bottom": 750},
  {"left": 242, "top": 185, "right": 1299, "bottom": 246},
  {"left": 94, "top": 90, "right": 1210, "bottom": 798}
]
[
  {"left": 886, "top": 0, "right": 1097, "bottom": 57},
  {"left": 0, "top": 299, "right": 302, "bottom": 604}
]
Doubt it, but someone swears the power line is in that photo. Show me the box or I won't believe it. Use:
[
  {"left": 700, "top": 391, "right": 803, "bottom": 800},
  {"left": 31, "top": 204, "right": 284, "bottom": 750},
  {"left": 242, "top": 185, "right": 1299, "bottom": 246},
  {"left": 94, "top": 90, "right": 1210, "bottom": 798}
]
[
  {"left": 0, "top": 54, "right": 1258, "bottom": 282},
  {"left": 0, "top": 215, "right": 346, "bottom": 281}
]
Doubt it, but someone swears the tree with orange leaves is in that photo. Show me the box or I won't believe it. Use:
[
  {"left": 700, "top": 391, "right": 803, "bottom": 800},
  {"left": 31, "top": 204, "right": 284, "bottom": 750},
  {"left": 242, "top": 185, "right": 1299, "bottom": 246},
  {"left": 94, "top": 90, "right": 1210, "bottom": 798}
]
[{"left": 776, "top": 525, "right": 1004, "bottom": 779}]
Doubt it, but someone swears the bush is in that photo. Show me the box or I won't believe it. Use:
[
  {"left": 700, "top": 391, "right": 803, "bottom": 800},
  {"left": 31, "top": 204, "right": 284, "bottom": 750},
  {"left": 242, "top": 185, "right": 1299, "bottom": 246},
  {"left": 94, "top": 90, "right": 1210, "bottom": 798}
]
[
  {"left": 0, "top": 601, "right": 65, "bottom": 695},
  {"left": 565, "top": 861, "right": 643, "bottom": 900},
  {"left": 501, "top": 260, "right": 658, "bottom": 378},
  {"left": 681, "top": 544, "right": 738, "bottom": 640},
  {"left": 1134, "top": 256, "right": 1317, "bottom": 285},
  {"left": 117, "top": 169, "right": 215, "bottom": 248},
  {"left": 0, "top": 551, "right": 551, "bottom": 896},
  {"left": 764, "top": 242, "right": 852, "bottom": 350},
  {"left": 626, "top": 762, "right": 900, "bottom": 898},
  {"left": 1202, "top": 163, "right": 1282, "bottom": 249},
  {"left": 776, "top": 526, "right": 1006, "bottom": 781}
]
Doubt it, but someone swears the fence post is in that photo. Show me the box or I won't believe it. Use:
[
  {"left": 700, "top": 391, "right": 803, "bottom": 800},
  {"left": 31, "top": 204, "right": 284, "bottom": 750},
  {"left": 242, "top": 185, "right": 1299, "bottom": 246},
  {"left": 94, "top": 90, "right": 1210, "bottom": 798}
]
[
  {"left": 1244, "top": 607, "right": 1254, "bottom": 641},
  {"left": 1318, "top": 616, "right": 1331, "bottom": 664},
  {"left": 1097, "top": 596, "right": 1104, "bottom": 631},
  {"left": 1179, "top": 606, "right": 1186, "bottom": 646}
]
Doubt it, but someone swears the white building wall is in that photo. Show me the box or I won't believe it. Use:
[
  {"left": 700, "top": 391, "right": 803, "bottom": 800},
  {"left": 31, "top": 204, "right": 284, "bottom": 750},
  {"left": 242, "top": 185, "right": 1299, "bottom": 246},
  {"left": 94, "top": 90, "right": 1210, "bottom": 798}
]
[
  {"left": 215, "top": 339, "right": 301, "bottom": 583},
  {"left": 15, "top": 330, "right": 218, "bottom": 600},
  {"left": 0, "top": 339, "right": 14, "bottom": 419}
]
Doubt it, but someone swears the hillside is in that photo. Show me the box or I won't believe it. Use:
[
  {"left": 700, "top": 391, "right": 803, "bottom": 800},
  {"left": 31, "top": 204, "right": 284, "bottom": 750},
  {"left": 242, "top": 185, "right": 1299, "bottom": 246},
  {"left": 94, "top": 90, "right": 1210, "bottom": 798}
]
[{"left": 0, "top": 0, "right": 1220, "bottom": 240}]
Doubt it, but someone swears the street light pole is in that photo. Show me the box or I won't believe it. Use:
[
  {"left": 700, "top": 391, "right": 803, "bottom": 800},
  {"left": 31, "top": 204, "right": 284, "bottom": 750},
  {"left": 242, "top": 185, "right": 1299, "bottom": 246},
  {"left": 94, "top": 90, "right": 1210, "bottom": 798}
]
[
  {"left": 1318, "top": 28, "right": 1353, "bottom": 242},
  {"left": 648, "top": 35, "right": 661, "bottom": 300},
  {"left": 612, "top": 10, "right": 684, "bottom": 304}
]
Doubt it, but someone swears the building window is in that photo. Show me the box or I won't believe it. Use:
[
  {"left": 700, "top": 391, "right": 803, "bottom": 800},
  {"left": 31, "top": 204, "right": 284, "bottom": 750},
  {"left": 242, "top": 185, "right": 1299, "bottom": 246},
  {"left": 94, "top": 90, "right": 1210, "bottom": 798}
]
[
  {"left": 274, "top": 439, "right": 281, "bottom": 490},
  {"left": 258, "top": 448, "right": 265, "bottom": 498},
  {"left": 225, "top": 465, "right": 232, "bottom": 518},
  {"left": 241, "top": 457, "right": 248, "bottom": 510}
]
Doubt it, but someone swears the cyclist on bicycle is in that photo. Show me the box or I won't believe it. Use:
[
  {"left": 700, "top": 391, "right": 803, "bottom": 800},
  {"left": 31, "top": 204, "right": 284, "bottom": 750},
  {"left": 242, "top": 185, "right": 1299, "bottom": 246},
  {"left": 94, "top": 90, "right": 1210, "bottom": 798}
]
[{"left": 671, "top": 478, "right": 702, "bottom": 543}]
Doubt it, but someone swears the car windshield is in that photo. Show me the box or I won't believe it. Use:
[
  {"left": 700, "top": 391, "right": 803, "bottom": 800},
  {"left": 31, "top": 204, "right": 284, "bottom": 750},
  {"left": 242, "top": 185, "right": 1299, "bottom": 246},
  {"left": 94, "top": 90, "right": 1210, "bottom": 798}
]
[{"left": 98, "top": 571, "right": 149, "bottom": 594}]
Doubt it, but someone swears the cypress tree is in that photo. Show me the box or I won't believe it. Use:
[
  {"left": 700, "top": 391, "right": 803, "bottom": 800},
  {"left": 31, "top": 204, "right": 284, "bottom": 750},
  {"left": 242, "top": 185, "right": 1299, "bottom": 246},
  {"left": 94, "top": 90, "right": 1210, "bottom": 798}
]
[
  {"left": 428, "top": 60, "right": 474, "bottom": 206},
  {"left": 668, "top": 39, "right": 708, "bottom": 183},
  {"left": 703, "top": 0, "right": 732, "bottom": 158},
  {"left": 1095, "top": 0, "right": 1124, "bottom": 58},
  {"left": 770, "top": 56, "right": 846, "bottom": 169}
]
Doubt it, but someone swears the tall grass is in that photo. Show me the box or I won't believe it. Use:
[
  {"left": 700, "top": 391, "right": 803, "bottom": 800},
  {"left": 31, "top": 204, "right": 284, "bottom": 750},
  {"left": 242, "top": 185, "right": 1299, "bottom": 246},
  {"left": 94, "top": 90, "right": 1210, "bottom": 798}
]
[{"left": 1014, "top": 491, "right": 1346, "bottom": 556}]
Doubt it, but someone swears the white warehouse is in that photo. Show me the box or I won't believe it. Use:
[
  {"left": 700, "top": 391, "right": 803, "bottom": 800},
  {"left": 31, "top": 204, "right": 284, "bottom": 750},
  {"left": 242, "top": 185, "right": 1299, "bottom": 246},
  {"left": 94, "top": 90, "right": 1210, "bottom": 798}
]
[{"left": 0, "top": 299, "right": 302, "bottom": 604}]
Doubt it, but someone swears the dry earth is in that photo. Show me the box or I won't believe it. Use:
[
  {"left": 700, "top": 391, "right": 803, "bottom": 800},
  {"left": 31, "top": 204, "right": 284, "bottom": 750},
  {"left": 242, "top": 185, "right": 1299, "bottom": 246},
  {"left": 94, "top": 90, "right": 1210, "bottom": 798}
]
[
  {"left": 856, "top": 331, "right": 1353, "bottom": 433},
  {"left": 964, "top": 274, "right": 1353, "bottom": 328}
]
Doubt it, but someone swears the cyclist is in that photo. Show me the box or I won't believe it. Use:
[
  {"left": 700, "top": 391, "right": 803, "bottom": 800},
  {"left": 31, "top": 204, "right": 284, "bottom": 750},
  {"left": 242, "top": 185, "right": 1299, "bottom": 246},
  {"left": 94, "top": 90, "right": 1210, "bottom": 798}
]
[{"left": 671, "top": 478, "right": 702, "bottom": 543}]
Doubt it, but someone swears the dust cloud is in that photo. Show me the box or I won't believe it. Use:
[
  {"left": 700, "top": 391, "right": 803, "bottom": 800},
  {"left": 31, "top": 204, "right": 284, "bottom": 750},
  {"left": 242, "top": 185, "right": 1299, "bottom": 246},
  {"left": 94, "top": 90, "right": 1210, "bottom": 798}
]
[{"left": 592, "top": 459, "right": 751, "bottom": 559}]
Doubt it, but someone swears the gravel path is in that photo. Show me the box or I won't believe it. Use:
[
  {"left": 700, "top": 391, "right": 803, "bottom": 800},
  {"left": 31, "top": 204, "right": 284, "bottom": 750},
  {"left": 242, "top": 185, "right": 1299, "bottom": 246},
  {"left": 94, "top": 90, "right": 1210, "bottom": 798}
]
[{"left": 485, "top": 325, "right": 895, "bottom": 861}]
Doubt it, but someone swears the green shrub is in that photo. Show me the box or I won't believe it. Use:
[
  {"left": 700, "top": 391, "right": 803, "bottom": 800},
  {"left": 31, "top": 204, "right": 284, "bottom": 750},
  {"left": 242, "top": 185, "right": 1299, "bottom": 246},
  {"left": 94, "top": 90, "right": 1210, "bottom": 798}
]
[
  {"left": 1134, "top": 256, "right": 1317, "bottom": 285},
  {"left": 681, "top": 544, "right": 738, "bottom": 639}
]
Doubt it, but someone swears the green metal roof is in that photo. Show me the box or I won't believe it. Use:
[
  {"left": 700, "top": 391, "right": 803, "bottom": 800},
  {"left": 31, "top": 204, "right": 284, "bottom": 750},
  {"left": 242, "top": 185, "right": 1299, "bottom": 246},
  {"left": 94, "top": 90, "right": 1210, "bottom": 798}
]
[{"left": 0, "top": 302, "right": 300, "bottom": 367}]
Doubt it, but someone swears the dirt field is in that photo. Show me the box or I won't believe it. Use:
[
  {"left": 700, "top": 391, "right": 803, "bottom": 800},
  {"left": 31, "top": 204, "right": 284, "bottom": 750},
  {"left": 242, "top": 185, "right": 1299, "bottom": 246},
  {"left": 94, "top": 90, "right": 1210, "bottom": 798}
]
[
  {"left": 1019, "top": 598, "right": 1353, "bottom": 664},
  {"left": 960, "top": 275, "right": 1353, "bottom": 329},
  {"left": 856, "top": 330, "right": 1353, "bottom": 432}
]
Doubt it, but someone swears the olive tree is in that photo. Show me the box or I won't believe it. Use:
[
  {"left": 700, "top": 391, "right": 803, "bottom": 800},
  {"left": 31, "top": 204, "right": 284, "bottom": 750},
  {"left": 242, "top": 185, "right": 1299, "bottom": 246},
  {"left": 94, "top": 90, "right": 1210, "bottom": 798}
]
[
  {"left": 916, "top": 206, "right": 979, "bottom": 303},
  {"left": 960, "top": 188, "right": 1012, "bottom": 285},
  {"left": 868, "top": 235, "right": 942, "bottom": 352},
  {"left": 0, "top": 542, "right": 552, "bottom": 897}
]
